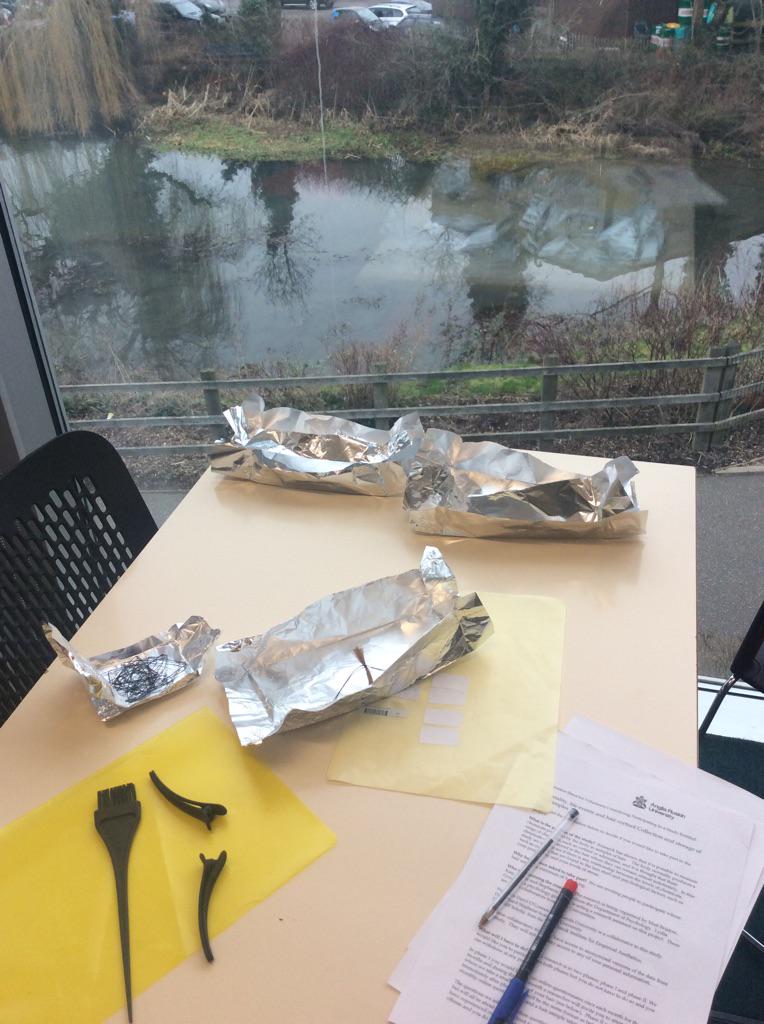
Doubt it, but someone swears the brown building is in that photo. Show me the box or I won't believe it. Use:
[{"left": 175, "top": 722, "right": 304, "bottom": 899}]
[
  {"left": 433, "top": 0, "right": 680, "bottom": 36},
  {"left": 548, "top": 0, "right": 680, "bottom": 36}
]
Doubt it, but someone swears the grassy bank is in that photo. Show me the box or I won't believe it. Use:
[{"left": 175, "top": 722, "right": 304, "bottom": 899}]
[
  {"left": 140, "top": 105, "right": 444, "bottom": 162},
  {"left": 142, "top": 108, "right": 717, "bottom": 169},
  {"left": 138, "top": 90, "right": 623, "bottom": 169},
  {"left": 134, "top": 31, "right": 764, "bottom": 165}
]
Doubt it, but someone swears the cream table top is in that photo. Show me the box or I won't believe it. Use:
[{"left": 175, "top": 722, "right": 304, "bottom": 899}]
[{"left": 0, "top": 453, "right": 697, "bottom": 1023}]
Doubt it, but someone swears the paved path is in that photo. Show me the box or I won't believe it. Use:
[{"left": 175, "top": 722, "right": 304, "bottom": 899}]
[
  {"left": 143, "top": 469, "right": 764, "bottom": 677},
  {"left": 696, "top": 470, "right": 764, "bottom": 676}
]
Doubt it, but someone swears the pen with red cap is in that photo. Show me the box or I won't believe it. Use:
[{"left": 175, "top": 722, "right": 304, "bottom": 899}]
[{"left": 486, "top": 879, "right": 577, "bottom": 1024}]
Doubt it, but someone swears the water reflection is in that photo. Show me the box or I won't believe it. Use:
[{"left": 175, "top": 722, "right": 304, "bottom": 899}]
[
  {"left": 0, "top": 139, "right": 762, "bottom": 381},
  {"left": 249, "top": 161, "right": 317, "bottom": 308}
]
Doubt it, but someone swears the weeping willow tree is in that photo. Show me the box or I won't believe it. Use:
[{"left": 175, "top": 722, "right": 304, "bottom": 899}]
[{"left": 0, "top": 0, "right": 143, "bottom": 136}]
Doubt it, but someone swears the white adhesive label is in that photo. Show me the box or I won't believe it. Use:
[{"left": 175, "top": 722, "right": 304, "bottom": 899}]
[
  {"left": 424, "top": 707, "right": 464, "bottom": 728},
  {"left": 395, "top": 683, "right": 425, "bottom": 702},
  {"left": 429, "top": 673, "right": 469, "bottom": 706},
  {"left": 419, "top": 725, "right": 461, "bottom": 746}
]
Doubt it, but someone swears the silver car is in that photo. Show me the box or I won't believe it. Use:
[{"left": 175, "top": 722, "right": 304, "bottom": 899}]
[
  {"left": 194, "top": 0, "right": 229, "bottom": 15},
  {"left": 367, "top": 1, "right": 430, "bottom": 25},
  {"left": 155, "top": 0, "right": 204, "bottom": 22}
]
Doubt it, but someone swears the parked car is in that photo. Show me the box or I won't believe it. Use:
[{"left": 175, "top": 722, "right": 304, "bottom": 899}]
[
  {"left": 331, "top": 6, "right": 382, "bottom": 27},
  {"left": 367, "top": 2, "right": 428, "bottom": 25},
  {"left": 281, "top": 0, "right": 335, "bottom": 9},
  {"left": 195, "top": 0, "right": 229, "bottom": 16},
  {"left": 153, "top": 0, "right": 226, "bottom": 22},
  {"left": 154, "top": 0, "right": 205, "bottom": 22},
  {"left": 395, "top": 11, "right": 443, "bottom": 28}
]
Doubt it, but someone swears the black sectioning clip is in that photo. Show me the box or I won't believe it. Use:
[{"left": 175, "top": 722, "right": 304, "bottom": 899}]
[
  {"left": 149, "top": 770, "right": 227, "bottom": 830},
  {"left": 198, "top": 851, "right": 227, "bottom": 962}
]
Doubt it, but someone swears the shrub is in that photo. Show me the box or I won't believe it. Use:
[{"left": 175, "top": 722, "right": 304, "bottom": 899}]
[
  {"left": 267, "top": 22, "right": 482, "bottom": 124},
  {"left": 264, "top": 28, "right": 764, "bottom": 154},
  {"left": 234, "top": 0, "right": 281, "bottom": 65}
]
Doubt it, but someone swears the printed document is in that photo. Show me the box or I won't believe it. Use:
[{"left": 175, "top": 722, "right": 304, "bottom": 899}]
[
  {"left": 390, "top": 732, "right": 755, "bottom": 1024},
  {"left": 564, "top": 715, "right": 764, "bottom": 977}
]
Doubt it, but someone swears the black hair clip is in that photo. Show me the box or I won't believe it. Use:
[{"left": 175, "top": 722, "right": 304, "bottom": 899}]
[
  {"left": 198, "top": 851, "right": 227, "bottom": 962},
  {"left": 149, "top": 770, "right": 227, "bottom": 830}
]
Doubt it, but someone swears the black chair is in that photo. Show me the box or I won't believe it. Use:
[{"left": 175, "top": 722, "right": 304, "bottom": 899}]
[
  {"left": 701, "top": 597, "right": 764, "bottom": 1024},
  {"left": 703, "top": 733, "right": 764, "bottom": 1024},
  {"left": 0, "top": 431, "right": 157, "bottom": 723},
  {"left": 700, "top": 598, "right": 764, "bottom": 736}
]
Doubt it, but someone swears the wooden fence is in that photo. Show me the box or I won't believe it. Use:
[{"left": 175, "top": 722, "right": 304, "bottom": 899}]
[{"left": 63, "top": 345, "right": 764, "bottom": 457}]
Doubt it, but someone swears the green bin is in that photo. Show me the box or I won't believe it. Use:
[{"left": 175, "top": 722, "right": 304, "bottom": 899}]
[{"left": 715, "top": 25, "right": 731, "bottom": 50}]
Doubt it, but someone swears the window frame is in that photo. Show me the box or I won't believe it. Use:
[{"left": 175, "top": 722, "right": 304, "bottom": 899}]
[{"left": 0, "top": 180, "right": 68, "bottom": 475}]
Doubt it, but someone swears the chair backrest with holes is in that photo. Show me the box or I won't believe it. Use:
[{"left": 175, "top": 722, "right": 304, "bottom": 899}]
[{"left": 0, "top": 431, "right": 157, "bottom": 722}]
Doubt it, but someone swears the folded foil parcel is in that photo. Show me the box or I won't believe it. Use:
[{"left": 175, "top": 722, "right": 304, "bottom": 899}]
[
  {"left": 215, "top": 547, "right": 492, "bottom": 746},
  {"left": 209, "top": 394, "right": 424, "bottom": 496},
  {"left": 404, "top": 429, "right": 647, "bottom": 539},
  {"left": 44, "top": 616, "right": 220, "bottom": 721}
]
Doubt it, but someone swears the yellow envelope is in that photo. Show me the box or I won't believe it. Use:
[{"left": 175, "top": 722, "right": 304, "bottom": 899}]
[
  {"left": 328, "top": 593, "right": 565, "bottom": 811},
  {"left": 0, "top": 708, "right": 335, "bottom": 1024}
]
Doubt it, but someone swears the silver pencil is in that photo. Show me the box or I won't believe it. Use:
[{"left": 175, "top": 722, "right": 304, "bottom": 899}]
[{"left": 478, "top": 807, "right": 579, "bottom": 928}]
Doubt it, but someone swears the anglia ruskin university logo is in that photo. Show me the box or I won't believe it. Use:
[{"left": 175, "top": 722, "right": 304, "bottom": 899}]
[{"left": 633, "top": 795, "right": 647, "bottom": 809}]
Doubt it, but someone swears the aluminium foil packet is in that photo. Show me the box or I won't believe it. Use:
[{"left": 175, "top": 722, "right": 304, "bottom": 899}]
[
  {"left": 215, "top": 546, "right": 492, "bottom": 746},
  {"left": 44, "top": 615, "right": 220, "bottom": 721},
  {"left": 209, "top": 394, "right": 424, "bottom": 496},
  {"left": 404, "top": 429, "right": 647, "bottom": 539}
]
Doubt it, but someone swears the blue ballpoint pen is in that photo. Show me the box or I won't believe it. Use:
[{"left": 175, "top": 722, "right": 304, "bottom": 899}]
[{"left": 486, "top": 879, "right": 577, "bottom": 1024}]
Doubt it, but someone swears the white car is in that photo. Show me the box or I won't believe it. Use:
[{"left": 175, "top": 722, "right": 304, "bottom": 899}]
[
  {"left": 194, "top": 0, "right": 229, "bottom": 16},
  {"left": 366, "top": 2, "right": 430, "bottom": 26}
]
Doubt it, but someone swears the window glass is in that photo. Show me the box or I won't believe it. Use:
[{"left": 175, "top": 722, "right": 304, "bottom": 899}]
[{"left": 0, "top": 0, "right": 762, "bottom": 678}]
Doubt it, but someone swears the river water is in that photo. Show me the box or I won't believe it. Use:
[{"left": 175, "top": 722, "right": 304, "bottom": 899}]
[{"left": 1, "top": 138, "right": 762, "bottom": 381}]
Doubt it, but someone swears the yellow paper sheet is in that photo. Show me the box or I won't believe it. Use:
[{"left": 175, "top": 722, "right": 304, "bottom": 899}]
[
  {"left": 328, "top": 593, "right": 565, "bottom": 811},
  {"left": 0, "top": 708, "right": 335, "bottom": 1024}
]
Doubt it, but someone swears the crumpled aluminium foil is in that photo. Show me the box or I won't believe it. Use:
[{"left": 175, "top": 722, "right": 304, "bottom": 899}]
[
  {"left": 208, "top": 394, "right": 424, "bottom": 496},
  {"left": 404, "top": 429, "right": 647, "bottom": 539},
  {"left": 44, "top": 616, "right": 220, "bottom": 721},
  {"left": 215, "top": 546, "right": 492, "bottom": 746}
]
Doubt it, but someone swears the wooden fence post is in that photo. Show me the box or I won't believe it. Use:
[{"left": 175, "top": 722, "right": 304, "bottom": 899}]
[
  {"left": 540, "top": 360, "right": 558, "bottom": 450},
  {"left": 711, "top": 343, "right": 740, "bottom": 448},
  {"left": 692, "top": 344, "right": 739, "bottom": 452},
  {"left": 200, "top": 369, "right": 222, "bottom": 438},
  {"left": 372, "top": 362, "right": 390, "bottom": 430}
]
